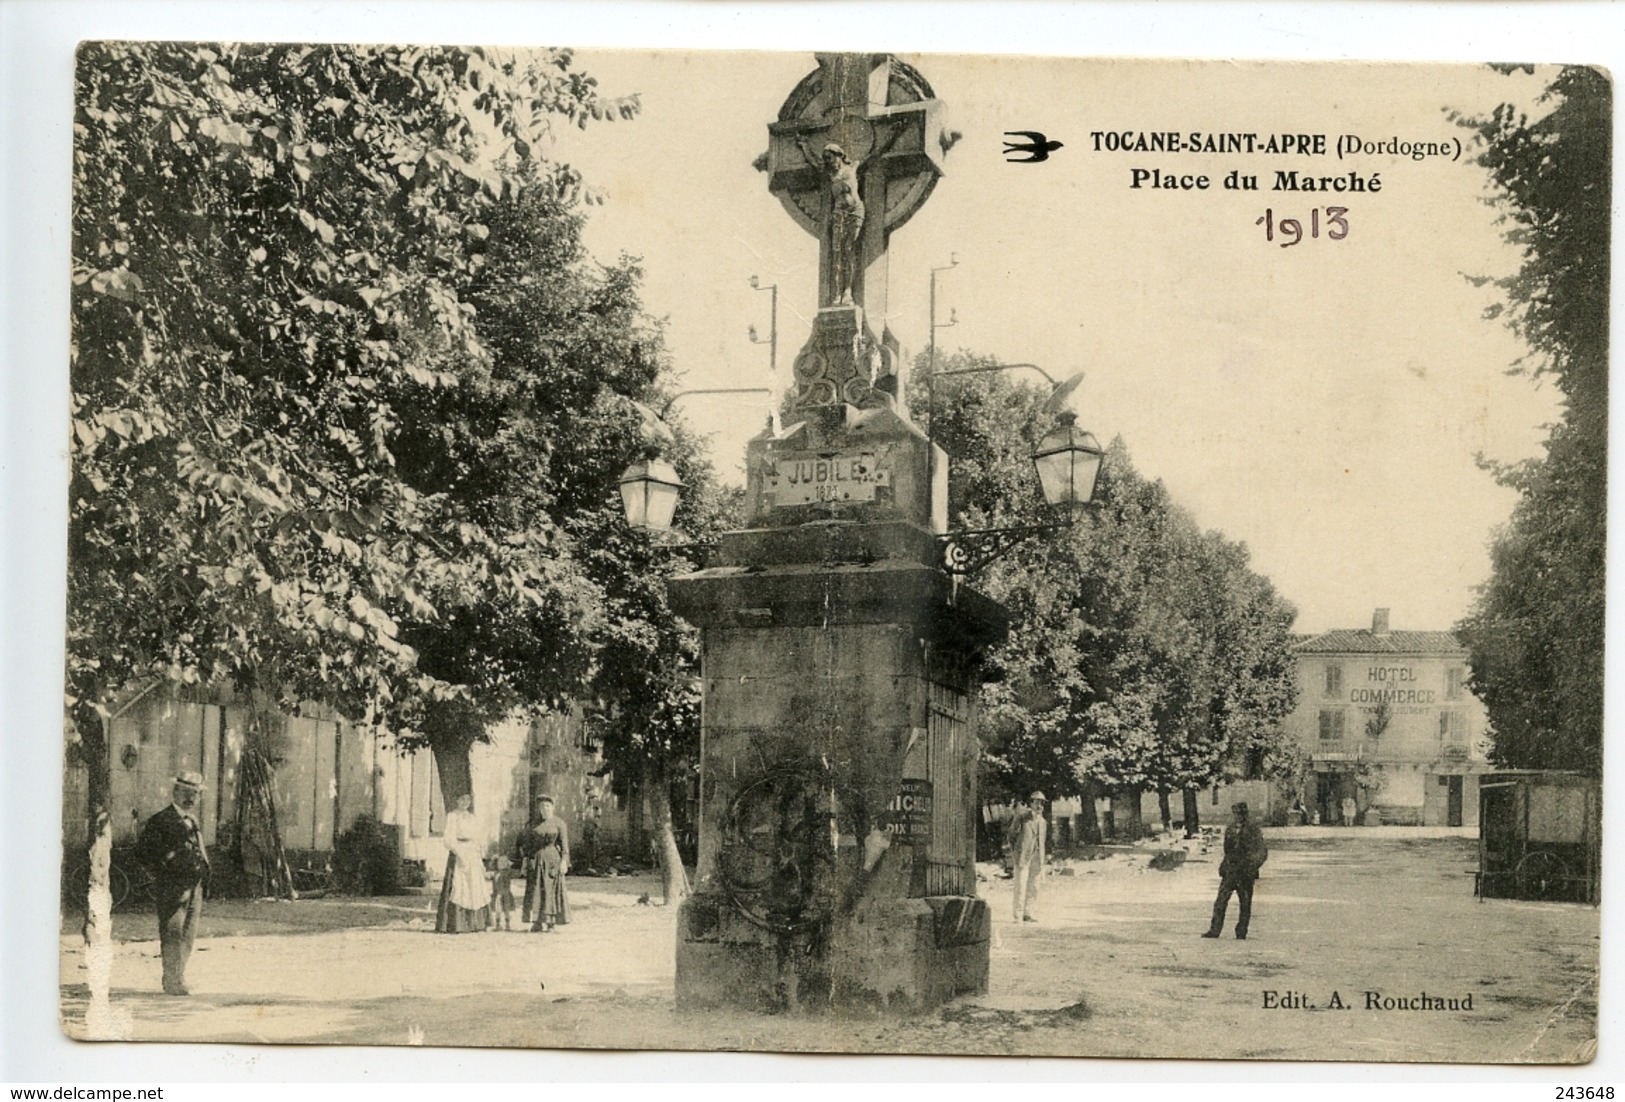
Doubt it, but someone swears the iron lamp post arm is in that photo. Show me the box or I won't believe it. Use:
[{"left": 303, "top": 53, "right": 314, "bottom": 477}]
[{"left": 937, "top": 519, "right": 1075, "bottom": 576}]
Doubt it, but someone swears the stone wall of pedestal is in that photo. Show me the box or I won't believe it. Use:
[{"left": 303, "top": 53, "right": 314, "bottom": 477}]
[{"left": 668, "top": 402, "right": 1003, "bottom": 1012}]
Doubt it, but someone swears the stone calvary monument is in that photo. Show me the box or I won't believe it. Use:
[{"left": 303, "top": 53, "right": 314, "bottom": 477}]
[{"left": 668, "top": 53, "right": 1007, "bottom": 1012}]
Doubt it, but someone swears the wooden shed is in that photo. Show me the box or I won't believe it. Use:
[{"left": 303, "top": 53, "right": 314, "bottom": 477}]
[{"left": 1477, "top": 771, "right": 1600, "bottom": 904}]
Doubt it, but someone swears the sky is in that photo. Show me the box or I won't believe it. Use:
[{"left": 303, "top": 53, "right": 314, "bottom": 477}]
[{"left": 548, "top": 51, "right": 1566, "bottom": 636}]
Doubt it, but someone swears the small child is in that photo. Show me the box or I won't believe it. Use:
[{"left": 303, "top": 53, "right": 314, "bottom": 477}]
[{"left": 490, "top": 854, "right": 516, "bottom": 931}]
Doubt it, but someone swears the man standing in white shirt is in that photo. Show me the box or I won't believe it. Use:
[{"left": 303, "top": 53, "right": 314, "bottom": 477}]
[{"left": 1006, "top": 791, "right": 1048, "bottom": 923}]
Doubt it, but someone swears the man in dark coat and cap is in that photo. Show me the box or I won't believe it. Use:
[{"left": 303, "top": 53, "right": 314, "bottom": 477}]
[
  {"left": 1203, "top": 801, "right": 1268, "bottom": 940},
  {"left": 135, "top": 772, "right": 211, "bottom": 994}
]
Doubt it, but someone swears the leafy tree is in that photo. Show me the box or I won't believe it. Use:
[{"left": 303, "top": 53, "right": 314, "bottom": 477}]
[
  {"left": 402, "top": 172, "right": 678, "bottom": 799},
  {"left": 913, "top": 352, "right": 1297, "bottom": 839},
  {"left": 461, "top": 177, "right": 741, "bottom": 899},
  {"left": 69, "top": 42, "right": 641, "bottom": 1028},
  {"left": 1196, "top": 532, "right": 1300, "bottom": 805},
  {"left": 576, "top": 427, "right": 739, "bottom": 903},
  {"left": 1454, "top": 66, "right": 1609, "bottom": 776},
  {"left": 1063, "top": 453, "right": 1192, "bottom": 832}
]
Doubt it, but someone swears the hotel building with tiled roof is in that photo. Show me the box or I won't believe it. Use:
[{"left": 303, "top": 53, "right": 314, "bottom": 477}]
[{"left": 1285, "top": 608, "right": 1491, "bottom": 827}]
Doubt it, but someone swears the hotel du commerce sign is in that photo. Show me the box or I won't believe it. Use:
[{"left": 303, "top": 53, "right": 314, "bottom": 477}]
[{"left": 1346, "top": 664, "right": 1438, "bottom": 714}]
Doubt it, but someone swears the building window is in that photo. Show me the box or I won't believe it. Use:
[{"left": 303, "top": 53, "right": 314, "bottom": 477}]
[
  {"left": 1318, "top": 709, "right": 1346, "bottom": 741},
  {"left": 1437, "top": 710, "right": 1466, "bottom": 743},
  {"left": 1324, "top": 663, "right": 1344, "bottom": 697},
  {"left": 1445, "top": 666, "right": 1464, "bottom": 701}
]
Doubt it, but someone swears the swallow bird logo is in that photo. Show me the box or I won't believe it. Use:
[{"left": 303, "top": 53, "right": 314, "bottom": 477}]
[{"left": 1003, "top": 131, "right": 1064, "bottom": 163}]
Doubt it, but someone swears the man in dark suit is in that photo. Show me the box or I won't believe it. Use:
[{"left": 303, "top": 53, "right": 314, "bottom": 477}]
[
  {"left": 135, "top": 772, "right": 211, "bottom": 995},
  {"left": 1202, "top": 801, "right": 1268, "bottom": 940}
]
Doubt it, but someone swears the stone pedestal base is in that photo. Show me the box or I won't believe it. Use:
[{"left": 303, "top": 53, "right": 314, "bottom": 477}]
[
  {"left": 676, "top": 891, "right": 990, "bottom": 1013},
  {"left": 669, "top": 388, "right": 1003, "bottom": 1017}
]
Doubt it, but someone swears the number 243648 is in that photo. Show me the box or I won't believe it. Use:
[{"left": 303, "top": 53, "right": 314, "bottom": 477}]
[{"left": 1555, "top": 1089, "right": 1613, "bottom": 1099}]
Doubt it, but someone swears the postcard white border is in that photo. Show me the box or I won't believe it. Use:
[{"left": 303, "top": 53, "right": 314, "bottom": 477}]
[{"left": 3, "top": 0, "right": 1620, "bottom": 1088}]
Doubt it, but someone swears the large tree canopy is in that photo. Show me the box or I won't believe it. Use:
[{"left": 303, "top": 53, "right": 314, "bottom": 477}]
[
  {"left": 68, "top": 36, "right": 666, "bottom": 1027},
  {"left": 68, "top": 45, "right": 724, "bottom": 1014},
  {"left": 70, "top": 42, "right": 738, "bottom": 947},
  {"left": 1455, "top": 66, "right": 1609, "bottom": 776},
  {"left": 911, "top": 353, "right": 1298, "bottom": 817},
  {"left": 71, "top": 43, "right": 652, "bottom": 747}
]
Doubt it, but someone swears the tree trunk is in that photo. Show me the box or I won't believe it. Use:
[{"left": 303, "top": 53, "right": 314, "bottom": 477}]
[
  {"left": 76, "top": 708, "right": 119, "bottom": 1038},
  {"left": 1157, "top": 788, "right": 1173, "bottom": 834},
  {"left": 647, "top": 763, "right": 689, "bottom": 906},
  {"left": 1126, "top": 786, "right": 1145, "bottom": 840},
  {"left": 1075, "top": 781, "right": 1103, "bottom": 845},
  {"left": 426, "top": 700, "right": 482, "bottom": 807},
  {"left": 1182, "top": 788, "right": 1201, "bottom": 837}
]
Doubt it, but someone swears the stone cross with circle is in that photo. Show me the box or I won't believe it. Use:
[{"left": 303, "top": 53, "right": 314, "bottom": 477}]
[{"left": 765, "top": 54, "right": 953, "bottom": 345}]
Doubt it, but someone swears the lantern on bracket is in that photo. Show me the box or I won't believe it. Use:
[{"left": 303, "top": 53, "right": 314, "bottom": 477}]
[
  {"left": 1031, "top": 411, "right": 1105, "bottom": 510},
  {"left": 617, "top": 458, "right": 684, "bottom": 533},
  {"left": 929, "top": 363, "right": 1110, "bottom": 576},
  {"left": 617, "top": 387, "right": 774, "bottom": 534}
]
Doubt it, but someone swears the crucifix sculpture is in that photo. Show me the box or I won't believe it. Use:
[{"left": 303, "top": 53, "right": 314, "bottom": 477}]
[
  {"left": 763, "top": 54, "right": 958, "bottom": 411},
  {"left": 670, "top": 54, "right": 999, "bottom": 1015}
]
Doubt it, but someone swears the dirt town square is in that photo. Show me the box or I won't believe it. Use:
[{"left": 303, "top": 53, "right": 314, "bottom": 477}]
[{"left": 61, "top": 830, "right": 1597, "bottom": 1062}]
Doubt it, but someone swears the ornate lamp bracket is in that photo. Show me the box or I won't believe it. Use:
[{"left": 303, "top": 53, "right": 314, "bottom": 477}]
[{"left": 937, "top": 520, "right": 1071, "bottom": 576}]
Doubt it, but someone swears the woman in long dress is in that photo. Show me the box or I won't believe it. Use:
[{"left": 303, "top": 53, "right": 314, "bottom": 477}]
[
  {"left": 517, "top": 796, "right": 570, "bottom": 932},
  {"left": 435, "top": 793, "right": 490, "bottom": 933}
]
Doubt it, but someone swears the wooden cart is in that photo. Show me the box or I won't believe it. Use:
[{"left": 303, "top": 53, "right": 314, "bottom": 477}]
[{"left": 1477, "top": 771, "right": 1600, "bottom": 904}]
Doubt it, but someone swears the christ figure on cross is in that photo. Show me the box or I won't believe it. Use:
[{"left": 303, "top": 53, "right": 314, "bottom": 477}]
[{"left": 799, "top": 139, "right": 865, "bottom": 306}]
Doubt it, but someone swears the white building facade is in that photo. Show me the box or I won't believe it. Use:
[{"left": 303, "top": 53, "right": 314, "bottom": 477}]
[{"left": 1287, "top": 609, "right": 1491, "bottom": 827}]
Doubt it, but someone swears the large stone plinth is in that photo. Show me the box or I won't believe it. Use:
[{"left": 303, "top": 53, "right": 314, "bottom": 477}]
[
  {"left": 668, "top": 403, "right": 1003, "bottom": 1013},
  {"left": 676, "top": 891, "right": 991, "bottom": 1013}
]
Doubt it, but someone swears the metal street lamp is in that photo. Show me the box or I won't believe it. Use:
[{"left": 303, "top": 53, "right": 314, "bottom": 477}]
[
  {"left": 616, "top": 387, "right": 772, "bottom": 532},
  {"left": 1032, "top": 411, "right": 1105, "bottom": 510},
  {"left": 927, "top": 362, "right": 1106, "bottom": 576},
  {"left": 618, "top": 458, "right": 684, "bottom": 533}
]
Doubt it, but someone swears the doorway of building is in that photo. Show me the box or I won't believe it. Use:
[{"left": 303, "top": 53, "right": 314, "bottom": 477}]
[
  {"left": 1315, "top": 773, "right": 1344, "bottom": 825},
  {"left": 1447, "top": 775, "right": 1464, "bottom": 827}
]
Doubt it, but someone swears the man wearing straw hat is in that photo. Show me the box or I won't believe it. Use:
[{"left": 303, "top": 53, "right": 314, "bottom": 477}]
[
  {"left": 135, "top": 772, "right": 212, "bottom": 995},
  {"left": 1006, "top": 791, "right": 1048, "bottom": 923}
]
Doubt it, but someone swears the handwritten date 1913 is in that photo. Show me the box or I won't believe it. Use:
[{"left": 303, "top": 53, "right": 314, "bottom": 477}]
[{"left": 1256, "top": 207, "right": 1349, "bottom": 247}]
